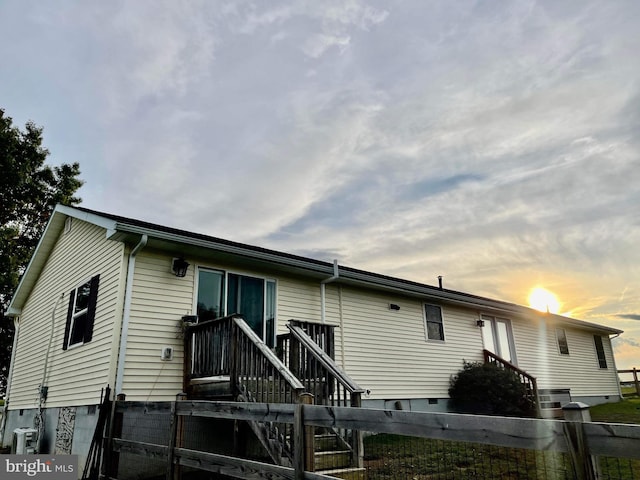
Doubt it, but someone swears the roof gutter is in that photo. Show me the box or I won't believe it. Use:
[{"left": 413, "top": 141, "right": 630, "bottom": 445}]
[
  {"left": 112, "top": 223, "right": 332, "bottom": 275},
  {"left": 320, "top": 260, "right": 339, "bottom": 324},
  {"left": 114, "top": 234, "right": 148, "bottom": 395}
]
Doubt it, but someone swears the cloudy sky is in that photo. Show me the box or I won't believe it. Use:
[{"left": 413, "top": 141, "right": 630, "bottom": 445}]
[{"left": 2, "top": 1, "right": 639, "bottom": 368}]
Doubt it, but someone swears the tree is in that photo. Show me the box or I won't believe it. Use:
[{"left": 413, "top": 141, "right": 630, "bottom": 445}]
[
  {"left": 448, "top": 361, "right": 537, "bottom": 417},
  {"left": 0, "top": 108, "right": 83, "bottom": 395}
]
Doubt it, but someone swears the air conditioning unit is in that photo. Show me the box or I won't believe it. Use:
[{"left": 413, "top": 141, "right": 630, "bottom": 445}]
[{"left": 12, "top": 427, "right": 38, "bottom": 454}]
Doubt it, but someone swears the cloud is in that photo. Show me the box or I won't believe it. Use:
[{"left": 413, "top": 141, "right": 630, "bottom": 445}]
[
  {"left": 302, "top": 33, "right": 351, "bottom": 58},
  {"left": 614, "top": 337, "right": 640, "bottom": 348},
  {"left": 618, "top": 314, "right": 640, "bottom": 322},
  {"left": 1, "top": 0, "right": 639, "bottom": 346}
]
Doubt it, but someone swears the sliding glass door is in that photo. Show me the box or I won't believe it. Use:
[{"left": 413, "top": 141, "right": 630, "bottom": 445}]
[{"left": 197, "top": 269, "right": 276, "bottom": 346}]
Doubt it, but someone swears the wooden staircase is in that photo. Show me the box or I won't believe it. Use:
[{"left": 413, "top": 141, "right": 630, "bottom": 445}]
[
  {"left": 184, "top": 315, "right": 365, "bottom": 478},
  {"left": 313, "top": 433, "right": 365, "bottom": 480}
]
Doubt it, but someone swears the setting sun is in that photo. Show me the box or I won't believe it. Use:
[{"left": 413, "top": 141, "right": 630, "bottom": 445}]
[{"left": 528, "top": 287, "right": 561, "bottom": 314}]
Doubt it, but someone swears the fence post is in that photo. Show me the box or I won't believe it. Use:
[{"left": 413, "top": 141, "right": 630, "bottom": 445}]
[
  {"left": 562, "top": 402, "right": 598, "bottom": 480},
  {"left": 350, "top": 392, "right": 364, "bottom": 468},
  {"left": 104, "top": 393, "right": 126, "bottom": 478},
  {"left": 294, "top": 393, "right": 314, "bottom": 480},
  {"left": 167, "top": 393, "right": 187, "bottom": 480},
  {"left": 634, "top": 368, "right": 640, "bottom": 396}
]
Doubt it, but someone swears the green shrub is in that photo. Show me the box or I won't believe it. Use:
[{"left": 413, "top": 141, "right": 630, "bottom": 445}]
[{"left": 448, "top": 361, "right": 537, "bottom": 417}]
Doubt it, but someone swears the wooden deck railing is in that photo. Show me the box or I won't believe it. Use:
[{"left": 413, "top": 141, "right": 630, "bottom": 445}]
[
  {"left": 184, "top": 315, "right": 305, "bottom": 402},
  {"left": 184, "top": 316, "right": 233, "bottom": 386},
  {"left": 483, "top": 349, "right": 541, "bottom": 418}
]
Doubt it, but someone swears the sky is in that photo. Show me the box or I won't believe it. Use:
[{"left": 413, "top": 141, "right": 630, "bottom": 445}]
[{"left": 1, "top": 1, "right": 639, "bottom": 369}]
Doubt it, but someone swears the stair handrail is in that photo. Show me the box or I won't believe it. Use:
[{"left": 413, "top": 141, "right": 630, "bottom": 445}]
[
  {"left": 288, "top": 324, "right": 364, "bottom": 395},
  {"left": 232, "top": 316, "right": 308, "bottom": 467},
  {"left": 233, "top": 317, "right": 306, "bottom": 396},
  {"left": 483, "top": 349, "right": 541, "bottom": 418},
  {"left": 287, "top": 323, "right": 365, "bottom": 469}
]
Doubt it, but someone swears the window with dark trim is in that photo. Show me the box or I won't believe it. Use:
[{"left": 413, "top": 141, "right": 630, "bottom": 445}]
[
  {"left": 424, "top": 304, "right": 445, "bottom": 341},
  {"left": 63, "top": 275, "right": 100, "bottom": 350},
  {"left": 556, "top": 328, "right": 569, "bottom": 355},
  {"left": 593, "top": 335, "right": 608, "bottom": 369}
]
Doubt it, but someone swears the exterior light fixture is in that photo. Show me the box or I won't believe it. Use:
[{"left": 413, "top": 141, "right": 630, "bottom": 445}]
[
  {"left": 476, "top": 319, "right": 485, "bottom": 327},
  {"left": 172, "top": 257, "right": 189, "bottom": 277},
  {"left": 389, "top": 303, "right": 400, "bottom": 311}
]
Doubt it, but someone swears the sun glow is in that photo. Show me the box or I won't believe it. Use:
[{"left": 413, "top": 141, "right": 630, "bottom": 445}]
[{"left": 528, "top": 287, "right": 561, "bottom": 314}]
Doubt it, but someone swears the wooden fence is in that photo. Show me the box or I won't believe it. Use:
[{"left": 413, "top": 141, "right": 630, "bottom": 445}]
[
  {"left": 619, "top": 368, "right": 640, "bottom": 396},
  {"left": 101, "top": 399, "right": 640, "bottom": 480}
]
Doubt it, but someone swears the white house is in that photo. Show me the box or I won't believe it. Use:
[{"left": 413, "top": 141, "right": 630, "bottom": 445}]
[{"left": 1, "top": 204, "right": 623, "bottom": 462}]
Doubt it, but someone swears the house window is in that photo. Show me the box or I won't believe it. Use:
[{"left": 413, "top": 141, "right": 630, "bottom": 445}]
[
  {"left": 424, "top": 304, "right": 445, "bottom": 341},
  {"left": 197, "top": 269, "right": 224, "bottom": 322},
  {"left": 63, "top": 275, "right": 100, "bottom": 350},
  {"left": 556, "top": 328, "right": 569, "bottom": 355},
  {"left": 593, "top": 335, "right": 608, "bottom": 369},
  {"left": 197, "top": 269, "right": 277, "bottom": 347}
]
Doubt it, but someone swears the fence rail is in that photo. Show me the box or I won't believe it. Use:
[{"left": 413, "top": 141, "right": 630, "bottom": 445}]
[
  {"left": 619, "top": 368, "right": 640, "bottom": 396},
  {"left": 102, "top": 399, "right": 640, "bottom": 480}
]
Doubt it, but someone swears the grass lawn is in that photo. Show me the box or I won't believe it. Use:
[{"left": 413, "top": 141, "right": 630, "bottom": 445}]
[
  {"left": 589, "top": 396, "right": 640, "bottom": 424},
  {"left": 621, "top": 385, "right": 640, "bottom": 396},
  {"left": 361, "top": 400, "right": 640, "bottom": 479}
]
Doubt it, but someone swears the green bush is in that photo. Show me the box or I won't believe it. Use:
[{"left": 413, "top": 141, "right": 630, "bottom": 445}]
[{"left": 448, "top": 361, "right": 537, "bottom": 417}]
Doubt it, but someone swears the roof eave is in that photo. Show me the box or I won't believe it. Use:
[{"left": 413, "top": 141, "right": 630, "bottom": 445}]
[
  {"left": 112, "top": 220, "right": 624, "bottom": 336},
  {"left": 6, "top": 205, "right": 118, "bottom": 316}
]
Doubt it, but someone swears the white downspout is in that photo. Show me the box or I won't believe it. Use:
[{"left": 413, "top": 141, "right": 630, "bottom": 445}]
[
  {"left": 320, "top": 260, "right": 339, "bottom": 324},
  {"left": 610, "top": 333, "right": 624, "bottom": 400},
  {"left": 114, "top": 234, "right": 148, "bottom": 395}
]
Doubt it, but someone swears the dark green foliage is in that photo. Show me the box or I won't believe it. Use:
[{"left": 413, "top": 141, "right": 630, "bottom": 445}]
[
  {"left": 448, "top": 361, "right": 537, "bottom": 417},
  {"left": 0, "top": 108, "right": 83, "bottom": 394}
]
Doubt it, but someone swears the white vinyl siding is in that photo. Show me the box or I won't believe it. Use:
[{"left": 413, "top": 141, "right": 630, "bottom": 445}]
[
  {"left": 8, "top": 220, "right": 126, "bottom": 409},
  {"left": 338, "top": 287, "right": 483, "bottom": 400},
  {"left": 276, "top": 277, "right": 323, "bottom": 329},
  {"left": 277, "top": 279, "right": 343, "bottom": 367},
  {"left": 509, "top": 318, "right": 619, "bottom": 397},
  {"left": 122, "top": 261, "right": 345, "bottom": 401},
  {"left": 122, "top": 250, "right": 194, "bottom": 401}
]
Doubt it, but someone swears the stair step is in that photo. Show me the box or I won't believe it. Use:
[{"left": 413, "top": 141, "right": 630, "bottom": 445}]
[
  {"left": 317, "top": 467, "right": 366, "bottom": 480},
  {"left": 315, "top": 450, "right": 352, "bottom": 470},
  {"left": 314, "top": 434, "right": 341, "bottom": 451}
]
